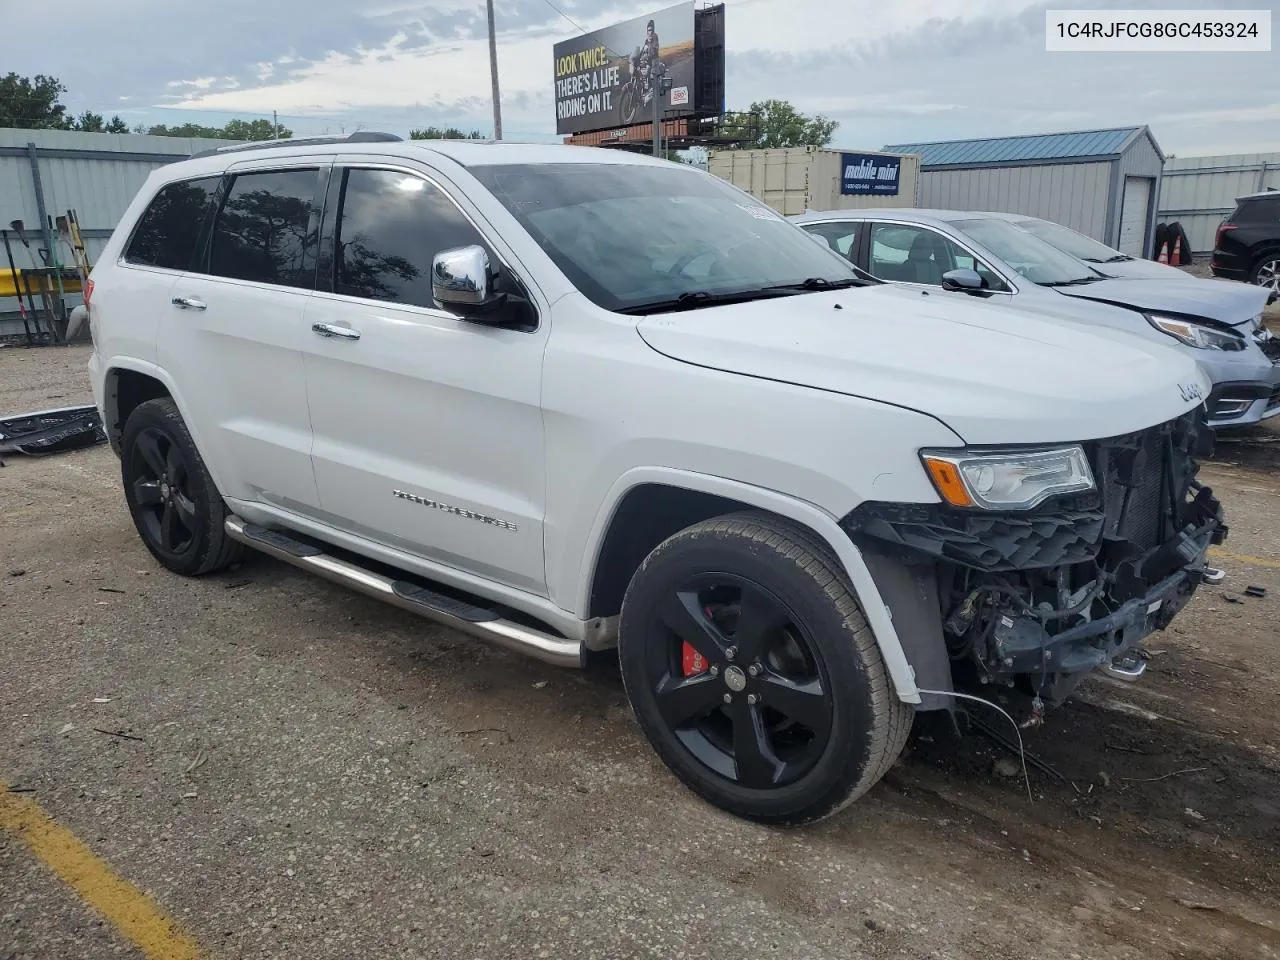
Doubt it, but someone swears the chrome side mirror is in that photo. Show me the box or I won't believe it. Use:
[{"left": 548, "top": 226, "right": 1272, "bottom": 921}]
[
  {"left": 941, "top": 267, "right": 985, "bottom": 293},
  {"left": 432, "top": 245, "right": 498, "bottom": 309}
]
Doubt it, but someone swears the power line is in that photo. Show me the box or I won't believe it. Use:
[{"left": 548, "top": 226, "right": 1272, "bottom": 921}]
[{"left": 539, "top": 0, "right": 630, "bottom": 61}]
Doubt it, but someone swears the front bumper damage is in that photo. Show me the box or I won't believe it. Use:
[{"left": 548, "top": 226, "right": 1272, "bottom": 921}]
[{"left": 844, "top": 410, "right": 1226, "bottom": 704}]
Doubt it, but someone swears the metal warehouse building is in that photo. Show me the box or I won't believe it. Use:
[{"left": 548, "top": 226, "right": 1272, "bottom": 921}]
[
  {"left": 2, "top": 128, "right": 230, "bottom": 336},
  {"left": 883, "top": 126, "right": 1165, "bottom": 258}
]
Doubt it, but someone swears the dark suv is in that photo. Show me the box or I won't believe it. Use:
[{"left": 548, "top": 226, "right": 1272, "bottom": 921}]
[{"left": 1212, "top": 190, "right": 1280, "bottom": 299}]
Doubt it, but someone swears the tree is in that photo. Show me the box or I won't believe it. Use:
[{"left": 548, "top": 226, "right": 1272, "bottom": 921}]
[
  {"left": 0, "top": 73, "right": 127, "bottom": 132},
  {"left": 146, "top": 118, "right": 292, "bottom": 140},
  {"left": 409, "top": 126, "right": 485, "bottom": 140},
  {"left": 724, "top": 99, "right": 838, "bottom": 150},
  {"left": 70, "top": 110, "right": 131, "bottom": 134},
  {"left": 0, "top": 73, "right": 70, "bottom": 129}
]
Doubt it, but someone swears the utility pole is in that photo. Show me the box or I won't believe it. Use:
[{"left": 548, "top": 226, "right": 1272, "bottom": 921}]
[
  {"left": 273, "top": 110, "right": 280, "bottom": 139},
  {"left": 486, "top": 0, "right": 503, "bottom": 140},
  {"left": 652, "top": 78, "right": 672, "bottom": 157}
]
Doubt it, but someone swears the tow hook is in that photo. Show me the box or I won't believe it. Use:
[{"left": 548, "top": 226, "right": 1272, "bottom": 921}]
[
  {"left": 1019, "top": 696, "right": 1045, "bottom": 729},
  {"left": 1102, "top": 650, "right": 1148, "bottom": 682}
]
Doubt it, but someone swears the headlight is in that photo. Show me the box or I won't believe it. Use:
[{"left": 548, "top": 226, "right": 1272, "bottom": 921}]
[
  {"left": 1148, "top": 314, "right": 1245, "bottom": 351},
  {"left": 921, "top": 446, "right": 1095, "bottom": 510}
]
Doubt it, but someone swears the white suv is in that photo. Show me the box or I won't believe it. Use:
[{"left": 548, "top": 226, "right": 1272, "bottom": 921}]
[{"left": 88, "top": 134, "right": 1226, "bottom": 823}]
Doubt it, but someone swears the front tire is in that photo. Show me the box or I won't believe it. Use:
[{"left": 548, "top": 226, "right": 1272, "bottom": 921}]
[
  {"left": 120, "top": 397, "right": 243, "bottom": 576},
  {"left": 618, "top": 512, "right": 911, "bottom": 825}
]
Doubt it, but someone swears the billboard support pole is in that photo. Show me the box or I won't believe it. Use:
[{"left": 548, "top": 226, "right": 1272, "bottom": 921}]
[
  {"left": 653, "top": 78, "right": 673, "bottom": 157},
  {"left": 486, "top": 0, "right": 503, "bottom": 140}
]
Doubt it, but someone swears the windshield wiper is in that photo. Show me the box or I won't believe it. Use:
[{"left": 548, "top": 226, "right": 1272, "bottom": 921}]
[
  {"left": 1104, "top": 254, "right": 1133, "bottom": 263},
  {"left": 764, "top": 277, "right": 865, "bottom": 292},
  {"left": 1038, "top": 276, "right": 1105, "bottom": 287},
  {"left": 616, "top": 288, "right": 795, "bottom": 315}
]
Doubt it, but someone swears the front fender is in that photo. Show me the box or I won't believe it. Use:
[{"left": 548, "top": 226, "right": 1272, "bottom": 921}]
[{"left": 577, "top": 466, "right": 923, "bottom": 705}]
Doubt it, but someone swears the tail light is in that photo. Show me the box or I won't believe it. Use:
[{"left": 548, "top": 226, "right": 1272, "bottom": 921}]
[
  {"left": 83, "top": 277, "right": 94, "bottom": 307},
  {"left": 1215, "top": 223, "right": 1237, "bottom": 249}
]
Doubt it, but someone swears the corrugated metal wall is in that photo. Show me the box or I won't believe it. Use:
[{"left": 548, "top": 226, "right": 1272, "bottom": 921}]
[
  {"left": 1108, "top": 130, "right": 1164, "bottom": 255},
  {"left": 1157, "top": 152, "right": 1280, "bottom": 255},
  {"left": 1, "top": 128, "right": 231, "bottom": 333},
  {"left": 918, "top": 161, "right": 1112, "bottom": 239}
]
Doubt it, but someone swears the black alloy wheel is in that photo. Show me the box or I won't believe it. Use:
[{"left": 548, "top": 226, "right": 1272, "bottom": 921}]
[
  {"left": 131, "top": 426, "right": 198, "bottom": 555},
  {"left": 120, "top": 397, "right": 243, "bottom": 576},
  {"left": 646, "top": 574, "right": 833, "bottom": 790},
  {"left": 619, "top": 513, "right": 912, "bottom": 824}
]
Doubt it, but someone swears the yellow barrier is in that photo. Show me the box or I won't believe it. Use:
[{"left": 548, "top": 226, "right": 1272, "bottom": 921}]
[{"left": 1, "top": 268, "right": 84, "bottom": 299}]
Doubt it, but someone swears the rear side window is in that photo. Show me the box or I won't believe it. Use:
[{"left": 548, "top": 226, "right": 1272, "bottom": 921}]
[
  {"left": 208, "top": 168, "right": 319, "bottom": 288},
  {"left": 1237, "top": 197, "right": 1280, "bottom": 223},
  {"left": 124, "top": 177, "right": 219, "bottom": 270},
  {"left": 802, "top": 221, "right": 861, "bottom": 260},
  {"left": 332, "top": 168, "right": 490, "bottom": 309}
]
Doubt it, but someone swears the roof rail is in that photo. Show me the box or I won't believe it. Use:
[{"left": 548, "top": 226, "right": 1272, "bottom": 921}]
[{"left": 189, "top": 131, "right": 403, "bottom": 160}]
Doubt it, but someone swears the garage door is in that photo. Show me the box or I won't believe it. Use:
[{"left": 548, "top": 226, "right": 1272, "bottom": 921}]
[{"left": 1118, "top": 177, "right": 1152, "bottom": 257}]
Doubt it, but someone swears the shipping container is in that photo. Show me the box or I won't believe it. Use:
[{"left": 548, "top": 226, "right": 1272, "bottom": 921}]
[{"left": 707, "top": 146, "right": 921, "bottom": 216}]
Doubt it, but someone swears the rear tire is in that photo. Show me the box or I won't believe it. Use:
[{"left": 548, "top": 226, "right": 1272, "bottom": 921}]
[
  {"left": 618, "top": 512, "right": 911, "bottom": 824},
  {"left": 120, "top": 397, "right": 243, "bottom": 576},
  {"left": 1248, "top": 251, "right": 1280, "bottom": 295}
]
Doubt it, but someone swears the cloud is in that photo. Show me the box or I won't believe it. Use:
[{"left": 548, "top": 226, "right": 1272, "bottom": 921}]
[{"left": 4, "top": 0, "right": 1275, "bottom": 153}]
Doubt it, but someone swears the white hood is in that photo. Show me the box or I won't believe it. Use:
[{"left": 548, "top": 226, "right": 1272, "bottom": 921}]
[
  {"left": 637, "top": 285, "right": 1210, "bottom": 445},
  {"left": 1058, "top": 275, "right": 1269, "bottom": 327}
]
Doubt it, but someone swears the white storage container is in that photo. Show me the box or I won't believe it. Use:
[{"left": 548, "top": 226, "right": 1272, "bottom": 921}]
[{"left": 708, "top": 146, "right": 921, "bottom": 216}]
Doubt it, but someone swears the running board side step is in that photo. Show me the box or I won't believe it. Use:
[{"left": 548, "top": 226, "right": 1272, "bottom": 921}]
[{"left": 224, "top": 517, "right": 583, "bottom": 669}]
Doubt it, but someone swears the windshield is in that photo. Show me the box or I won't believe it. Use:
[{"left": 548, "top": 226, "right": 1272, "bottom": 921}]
[
  {"left": 950, "top": 218, "right": 1103, "bottom": 285},
  {"left": 469, "top": 162, "right": 863, "bottom": 312},
  {"left": 1014, "top": 218, "right": 1128, "bottom": 263}
]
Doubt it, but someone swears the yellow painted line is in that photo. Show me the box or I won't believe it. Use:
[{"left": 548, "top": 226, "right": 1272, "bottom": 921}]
[
  {"left": 1209, "top": 546, "right": 1280, "bottom": 571},
  {"left": 0, "top": 783, "right": 202, "bottom": 960}
]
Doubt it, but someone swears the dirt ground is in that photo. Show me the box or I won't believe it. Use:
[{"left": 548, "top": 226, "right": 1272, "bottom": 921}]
[{"left": 2, "top": 345, "right": 1279, "bottom": 960}]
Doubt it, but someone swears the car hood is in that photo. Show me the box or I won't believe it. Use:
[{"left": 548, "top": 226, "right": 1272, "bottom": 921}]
[
  {"left": 1084, "top": 257, "right": 1187, "bottom": 280},
  {"left": 1055, "top": 275, "right": 1268, "bottom": 327},
  {"left": 636, "top": 285, "right": 1209, "bottom": 446}
]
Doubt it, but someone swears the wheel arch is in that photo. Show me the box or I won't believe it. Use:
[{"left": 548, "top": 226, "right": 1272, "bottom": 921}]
[
  {"left": 578, "top": 467, "right": 923, "bottom": 705},
  {"left": 101, "top": 360, "right": 217, "bottom": 485},
  {"left": 1249, "top": 245, "right": 1280, "bottom": 276}
]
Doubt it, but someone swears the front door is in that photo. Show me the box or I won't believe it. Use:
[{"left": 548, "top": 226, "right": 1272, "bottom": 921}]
[
  {"left": 159, "top": 162, "right": 328, "bottom": 512},
  {"left": 302, "top": 162, "right": 548, "bottom": 595}
]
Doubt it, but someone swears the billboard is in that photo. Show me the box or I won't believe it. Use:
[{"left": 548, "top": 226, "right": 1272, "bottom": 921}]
[
  {"left": 840, "top": 153, "right": 902, "bottom": 196},
  {"left": 553, "top": 2, "right": 697, "bottom": 136}
]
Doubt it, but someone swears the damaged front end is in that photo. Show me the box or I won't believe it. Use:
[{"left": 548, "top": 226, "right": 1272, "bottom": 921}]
[{"left": 844, "top": 410, "right": 1226, "bottom": 705}]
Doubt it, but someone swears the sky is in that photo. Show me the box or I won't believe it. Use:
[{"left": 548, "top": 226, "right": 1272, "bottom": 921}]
[{"left": 9, "top": 0, "right": 1280, "bottom": 156}]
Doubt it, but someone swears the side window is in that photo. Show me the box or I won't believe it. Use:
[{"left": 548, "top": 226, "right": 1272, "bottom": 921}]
[
  {"left": 802, "top": 222, "right": 861, "bottom": 261},
  {"left": 208, "top": 169, "right": 319, "bottom": 288},
  {"left": 124, "top": 177, "right": 220, "bottom": 270},
  {"left": 869, "top": 223, "right": 1005, "bottom": 290},
  {"left": 1242, "top": 197, "right": 1280, "bottom": 223},
  {"left": 333, "top": 168, "right": 489, "bottom": 309},
  {"left": 950, "top": 250, "right": 1009, "bottom": 292}
]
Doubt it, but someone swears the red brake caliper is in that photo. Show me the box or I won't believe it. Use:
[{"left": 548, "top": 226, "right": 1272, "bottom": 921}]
[
  {"left": 681, "top": 642, "right": 708, "bottom": 676},
  {"left": 681, "top": 606, "right": 713, "bottom": 676}
]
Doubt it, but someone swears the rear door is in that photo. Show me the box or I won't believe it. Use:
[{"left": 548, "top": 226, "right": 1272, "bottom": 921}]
[
  {"left": 161, "top": 159, "right": 330, "bottom": 511},
  {"left": 301, "top": 159, "right": 549, "bottom": 594}
]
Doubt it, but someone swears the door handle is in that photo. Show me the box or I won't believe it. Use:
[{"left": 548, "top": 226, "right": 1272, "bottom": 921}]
[
  {"left": 171, "top": 296, "right": 207, "bottom": 310},
  {"left": 312, "top": 322, "right": 361, "bottom": 341}
]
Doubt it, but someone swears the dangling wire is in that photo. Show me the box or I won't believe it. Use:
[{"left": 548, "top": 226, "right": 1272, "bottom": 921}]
[{"left": 916, "top": 688, "right": 1034, "bottom": 803}]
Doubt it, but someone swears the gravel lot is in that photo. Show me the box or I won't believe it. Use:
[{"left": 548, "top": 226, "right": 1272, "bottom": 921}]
[{"left": 3, "top": 346, "right": 1279, "bottom": 960}]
